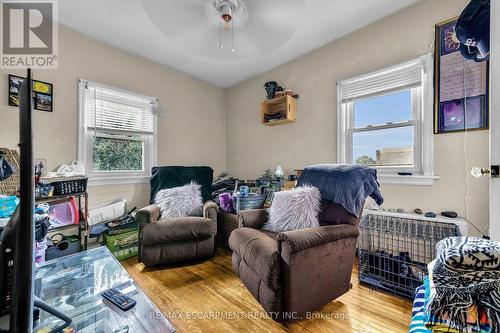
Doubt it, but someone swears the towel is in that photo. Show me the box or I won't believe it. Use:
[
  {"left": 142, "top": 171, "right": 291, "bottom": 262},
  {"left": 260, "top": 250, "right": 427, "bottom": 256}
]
[
  {"left": 409, "top": 285, "right": 431, "bottom": 333},
  {"left": 297, "top": 164, "right": 383, "bottom": 217}
]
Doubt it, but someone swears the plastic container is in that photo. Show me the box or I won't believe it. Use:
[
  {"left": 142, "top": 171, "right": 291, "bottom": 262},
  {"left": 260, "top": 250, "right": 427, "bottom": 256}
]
[
  {"left": 233, "top": 193, "right": 266, "bottom": 213},
  {"left": 104, "top": 229, "right": 139, "bottom": 260},
  {"left": 88, "top": 199, "right": 127, "bottom": 226},
  {"left": 0, "top": 196, "right": 19, "bottom": 218},
  {"left": 34, "top": 239, "right": 48, "bottom": 266},
  {"left": 47, "top": 197, "right": 79, "bottom": 229}
]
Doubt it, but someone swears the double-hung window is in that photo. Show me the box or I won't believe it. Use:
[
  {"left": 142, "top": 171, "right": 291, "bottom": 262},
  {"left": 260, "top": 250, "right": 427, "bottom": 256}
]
[
  {"left": 78, "top": 80, "right": 157, "bottom": 185},
  {"left": 337, "top": 56, "right": 437, "bottom": 185}
]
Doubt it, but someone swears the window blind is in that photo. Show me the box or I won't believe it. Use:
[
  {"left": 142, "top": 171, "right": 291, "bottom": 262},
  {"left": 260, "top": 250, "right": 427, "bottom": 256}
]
[
  {"left": 84, "top": 81, "right": 155, "bottom": 135},
  {"left": 338, "top": 58, "right": 424, "bottom": 102}
]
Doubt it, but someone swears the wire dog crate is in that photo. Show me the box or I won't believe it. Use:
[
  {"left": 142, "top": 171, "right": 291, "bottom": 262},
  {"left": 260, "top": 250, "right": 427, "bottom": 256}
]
[{"left": 358, "top": 213, "right": 461, "bottom": 299}]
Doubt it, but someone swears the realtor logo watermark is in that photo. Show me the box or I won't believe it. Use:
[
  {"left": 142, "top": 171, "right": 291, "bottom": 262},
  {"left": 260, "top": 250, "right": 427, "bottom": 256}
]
[{"left": 1, "top": 0, "right": 58, "bottom": 69}]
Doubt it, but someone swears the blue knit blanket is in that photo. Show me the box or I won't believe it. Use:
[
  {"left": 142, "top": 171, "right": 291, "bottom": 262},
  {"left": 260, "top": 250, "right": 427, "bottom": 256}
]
[{"left": 297, "top": 164, "right": 383, "bottom": 217}]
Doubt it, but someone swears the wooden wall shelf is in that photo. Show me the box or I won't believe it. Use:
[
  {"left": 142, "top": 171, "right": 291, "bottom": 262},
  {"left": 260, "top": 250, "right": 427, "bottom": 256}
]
[{"left": 260, "top": 95, "right": 297, "bottom": 126}]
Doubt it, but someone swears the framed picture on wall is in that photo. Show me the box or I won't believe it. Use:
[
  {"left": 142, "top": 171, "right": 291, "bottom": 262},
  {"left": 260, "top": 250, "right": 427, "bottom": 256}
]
[
  {"left": 8, "top": 75, "right": 24, "bottom": 107},
  {"left": 8, "top": 74, "right": 54, "bottom": 112},
  {"left": 433, "top": 18, "right": 489, "bottom": 134}
]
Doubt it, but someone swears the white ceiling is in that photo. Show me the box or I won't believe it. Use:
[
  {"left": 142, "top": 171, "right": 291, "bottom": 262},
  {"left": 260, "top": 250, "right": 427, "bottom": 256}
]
[{"left": 59, "top": 0, "right": 419, "bottom": 88}]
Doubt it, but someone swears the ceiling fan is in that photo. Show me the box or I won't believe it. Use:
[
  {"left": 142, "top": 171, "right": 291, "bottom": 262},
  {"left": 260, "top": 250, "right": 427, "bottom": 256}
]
[
  {"left": 212, "top": 0, "right": 243, "bottom": 51},
  {"left": 140, "top": 0, "right": 306, "bottom": 60}
]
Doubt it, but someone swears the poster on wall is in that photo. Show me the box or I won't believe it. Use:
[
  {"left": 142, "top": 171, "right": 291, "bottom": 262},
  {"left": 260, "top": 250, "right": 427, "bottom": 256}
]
[
  {"left": 434, "top": 18, "right": 489, "bottom": 134},
  {"left": 8, "top": 75, "right": 53, "bottom": 112}
]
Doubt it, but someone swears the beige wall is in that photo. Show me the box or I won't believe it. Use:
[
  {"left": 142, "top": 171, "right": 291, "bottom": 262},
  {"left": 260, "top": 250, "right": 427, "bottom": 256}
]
[
  {"left": 0, "top": 26, "right": 226, "bottom": 209},
  {"left": 226, "top": 0, "right": 490, "bottom": 235}
]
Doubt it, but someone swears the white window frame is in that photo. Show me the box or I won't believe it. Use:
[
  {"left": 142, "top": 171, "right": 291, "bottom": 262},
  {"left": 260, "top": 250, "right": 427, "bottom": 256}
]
[
  {"left": 337, "top": 56, "right": 439, "bottom": 186},
  {"left": 78, "top": 79, "right": 158, "bottom": 186}
]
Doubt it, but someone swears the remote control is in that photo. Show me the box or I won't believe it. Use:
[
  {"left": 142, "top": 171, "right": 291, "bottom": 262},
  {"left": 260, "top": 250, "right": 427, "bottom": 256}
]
[{"left": 102, "top": 288, "right": 136, "bottom": 311}]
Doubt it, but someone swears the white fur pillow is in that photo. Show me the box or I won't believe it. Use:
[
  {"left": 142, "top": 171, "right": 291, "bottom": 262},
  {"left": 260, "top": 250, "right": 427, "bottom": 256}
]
[
  {"left": 262, "top": 185, "right": 321, "bottom": 233},
  {"left": 154, "top": 182, "right": 203, "bottom": 219}
]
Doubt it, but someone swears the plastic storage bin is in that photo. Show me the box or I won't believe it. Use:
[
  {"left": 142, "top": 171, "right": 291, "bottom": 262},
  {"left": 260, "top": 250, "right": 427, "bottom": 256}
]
[
  {"left": 104, "top": 229, "right": 139, "bottom": 260},
  {"left": 233, "top": 193, "right": 266, "bottom": 213},
  {"left": 88, "top": 198, "right": 126, "bottom": 226},
  {"left": 0, "top": 196, "right": 19, "bottom": 218}
]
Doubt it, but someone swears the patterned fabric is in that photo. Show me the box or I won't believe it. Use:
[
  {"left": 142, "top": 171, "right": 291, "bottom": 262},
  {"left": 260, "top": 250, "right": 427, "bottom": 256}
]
[
  {"left": 423, "top": 273, "right": 490, "bottom": 333},
  {"left": 427, "top": 237, "right": 500, "bottom": 332},
  {"left": 437, "top": 237, "right": 500, "bottom": 272},
  {"left": 409, "top": 285, "right": 431, "bottom": 333}
]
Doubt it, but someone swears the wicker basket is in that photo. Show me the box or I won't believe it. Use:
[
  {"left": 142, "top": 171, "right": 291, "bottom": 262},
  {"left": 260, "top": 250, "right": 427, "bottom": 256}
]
[
  {"left": 234, "top": 194, "right": 267, "bottom": 213},
  {"left": 51, "top": 178, "right": 88, "bottom": 195},
  {"left": 0, "top": 148, "right": 20, "bottom": 196}
]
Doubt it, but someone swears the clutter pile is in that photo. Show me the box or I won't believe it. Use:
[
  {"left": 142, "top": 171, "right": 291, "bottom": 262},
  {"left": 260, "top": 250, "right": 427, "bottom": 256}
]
[
  {"left": 263, "top": 80, "right": 299, "bottom": 100},
  {"left": 212, "top": 170, "right": 283, "bottom": 214},
  {"left": 34, "top": 204, "right": 50, "bottom": 266},
  {"left": 212, "top": 172, "right": 238, "bottom": 201},
  {"left": 410, "top": 237, "right": 500, "bottom": 332},
  {"left": 89, "top": 199, "right": 139, "bottom": 260},
  {"left": 39, "top": 161, "right": 87, "bottom": 197}
]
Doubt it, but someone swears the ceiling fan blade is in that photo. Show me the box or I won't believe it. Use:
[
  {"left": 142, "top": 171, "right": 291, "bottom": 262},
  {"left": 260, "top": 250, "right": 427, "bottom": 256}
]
[
  {"left": 140, "top": 0, "right": 305, "bottom": 60},
  {"left": 244, "top": 0, "right": 306, "bottom": 25},
  {"left": 141, "top": 0, "right": 209, "bottom": 33}
]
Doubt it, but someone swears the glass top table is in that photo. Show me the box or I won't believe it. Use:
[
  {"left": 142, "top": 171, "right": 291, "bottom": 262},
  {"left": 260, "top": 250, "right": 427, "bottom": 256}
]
[{"left": 34, "top": 246, "right": 176, "bottom": 333}]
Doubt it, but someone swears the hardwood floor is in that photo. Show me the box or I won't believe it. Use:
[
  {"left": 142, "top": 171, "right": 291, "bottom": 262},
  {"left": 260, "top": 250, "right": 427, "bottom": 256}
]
[{"left": 122, "top": 249, "right": 412, "bottom": 333}]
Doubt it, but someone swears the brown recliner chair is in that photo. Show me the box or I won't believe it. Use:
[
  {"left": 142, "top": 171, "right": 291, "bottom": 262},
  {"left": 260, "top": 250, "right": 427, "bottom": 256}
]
[
  {"left": 136, "top": 166, "right": 218, "bottom": 266},
  {"left": 228, "top": 200, "right": 362, "bottom": 321},
  {"left": 136, "top": 202, "right": 218, "bottom": 266}
]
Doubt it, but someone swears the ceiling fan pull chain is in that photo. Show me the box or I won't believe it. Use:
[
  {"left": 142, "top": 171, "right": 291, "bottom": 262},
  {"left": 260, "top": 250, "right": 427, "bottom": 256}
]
[
  {"left": 231, "top": 21, "right": 235, "bottom": 52},
  {"left": 219, "top": 19, "right": 223, "bottom": 49}
]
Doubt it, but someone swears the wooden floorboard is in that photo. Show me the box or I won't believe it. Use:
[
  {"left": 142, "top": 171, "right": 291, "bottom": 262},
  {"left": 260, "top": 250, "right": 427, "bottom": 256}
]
[{"left": 122, "top": 248, "right": 412, "bottom": 333}]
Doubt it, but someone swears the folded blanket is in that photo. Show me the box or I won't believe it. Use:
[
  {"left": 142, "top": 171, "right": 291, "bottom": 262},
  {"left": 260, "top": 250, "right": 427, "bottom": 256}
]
[
  {"left": 436, "top": 236, "right": 500, "bottom": 273},
  {"left": 297, "top": 164, "right": 383, "bottom": 217},
  {"left": 427, "top": 237, "right": 500, "bottom": 332}
]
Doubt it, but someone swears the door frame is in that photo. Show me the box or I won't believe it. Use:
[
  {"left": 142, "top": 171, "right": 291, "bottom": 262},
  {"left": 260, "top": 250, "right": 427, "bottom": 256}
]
[{"left": 490, "top": 0, "right": 499, "bottom": 240}]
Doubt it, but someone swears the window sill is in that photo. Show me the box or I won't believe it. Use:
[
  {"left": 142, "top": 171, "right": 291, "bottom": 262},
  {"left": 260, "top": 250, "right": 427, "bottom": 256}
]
[
  {"left": 88, "top": 175, "right": 150, "bottom": 186},
  {"left": 377, "top": 174, "right": 440, "bottom": 186}
]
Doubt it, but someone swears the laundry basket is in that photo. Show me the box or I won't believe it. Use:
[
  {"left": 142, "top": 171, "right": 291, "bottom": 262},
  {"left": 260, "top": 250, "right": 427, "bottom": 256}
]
[{"left": 0, "top": 148, "right": 20, "bottom": 196}]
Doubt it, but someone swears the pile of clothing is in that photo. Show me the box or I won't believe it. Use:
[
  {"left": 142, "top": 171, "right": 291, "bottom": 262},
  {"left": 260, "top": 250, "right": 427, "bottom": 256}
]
[
  {"left": 40, "top": 161, "right": 86, "bottom": 183},
  {"left": 410, "top": 237, "right": 500, "bottom": 333},
  {"left": 89, "top": 207, "right": 137, "bottom": 239},
  {"left": 212, "top": 172, "right": 238, "bottom": 202}
]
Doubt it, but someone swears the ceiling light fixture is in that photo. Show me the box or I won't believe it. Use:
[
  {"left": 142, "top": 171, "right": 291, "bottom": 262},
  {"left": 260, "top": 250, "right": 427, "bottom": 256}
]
[{"left": 213, "top": 0, "right": 240, "bottom": 52}]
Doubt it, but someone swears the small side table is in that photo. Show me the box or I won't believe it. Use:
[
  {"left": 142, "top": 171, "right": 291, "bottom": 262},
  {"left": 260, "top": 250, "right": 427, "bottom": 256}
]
[{"left": 216, "top": 212, "right": 241, "bottom": 250}]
